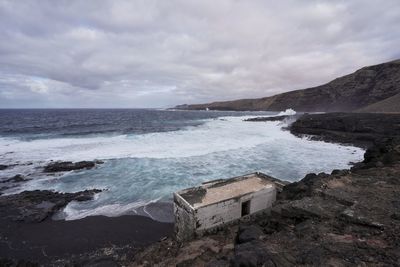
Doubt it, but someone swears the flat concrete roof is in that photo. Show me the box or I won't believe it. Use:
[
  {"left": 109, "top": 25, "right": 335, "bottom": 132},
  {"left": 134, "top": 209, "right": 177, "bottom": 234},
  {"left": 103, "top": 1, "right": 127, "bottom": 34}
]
[{"left": 176, "top": 173, "right": 277, "bottom": 209}]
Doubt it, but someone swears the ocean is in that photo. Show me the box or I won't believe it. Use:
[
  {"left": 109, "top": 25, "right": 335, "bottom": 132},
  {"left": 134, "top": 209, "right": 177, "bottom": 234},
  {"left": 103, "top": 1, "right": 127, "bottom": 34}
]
[{"left": 0, "top": 109, "right": 364, "bottom": 222}]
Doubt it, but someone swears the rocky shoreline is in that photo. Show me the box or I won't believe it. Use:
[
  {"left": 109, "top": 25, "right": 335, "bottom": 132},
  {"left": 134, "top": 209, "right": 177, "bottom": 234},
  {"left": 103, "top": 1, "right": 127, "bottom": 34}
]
[
  {"left": 131, "top": 113, "right": 400, "bottom": 266},
  {"left": 1, "top": 112, "right": 399, "bottom": 266},
  {"left": 0, "top": 160, "right": 173, "bottom": 266}
]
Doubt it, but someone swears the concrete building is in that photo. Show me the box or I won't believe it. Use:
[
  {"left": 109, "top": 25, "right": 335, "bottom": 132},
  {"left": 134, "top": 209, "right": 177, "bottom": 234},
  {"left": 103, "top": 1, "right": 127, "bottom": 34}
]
[{"left": 174, "top": 172, "right": 286, "bottom": 241}]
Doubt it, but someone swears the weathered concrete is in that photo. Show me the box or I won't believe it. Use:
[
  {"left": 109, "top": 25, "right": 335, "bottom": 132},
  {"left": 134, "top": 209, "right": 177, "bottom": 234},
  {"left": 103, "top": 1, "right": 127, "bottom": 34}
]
[{"left": 174, "top": 173, "right": 287, "bottom": 241}]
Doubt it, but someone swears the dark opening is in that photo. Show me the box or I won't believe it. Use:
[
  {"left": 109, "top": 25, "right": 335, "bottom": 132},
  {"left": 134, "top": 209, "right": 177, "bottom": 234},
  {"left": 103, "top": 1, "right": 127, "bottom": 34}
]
[{"left": 241, "top": 200, "right": 251, "bottom": 217}]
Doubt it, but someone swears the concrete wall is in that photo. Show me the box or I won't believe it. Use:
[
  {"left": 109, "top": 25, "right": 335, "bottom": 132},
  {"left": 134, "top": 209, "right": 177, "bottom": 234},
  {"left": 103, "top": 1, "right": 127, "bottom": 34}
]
[
  {"left": 195, "top": 186, "right": 276, "bottom": 234},
  {"left": 174, "top": 193, "right": 196, "bottom": 242}
]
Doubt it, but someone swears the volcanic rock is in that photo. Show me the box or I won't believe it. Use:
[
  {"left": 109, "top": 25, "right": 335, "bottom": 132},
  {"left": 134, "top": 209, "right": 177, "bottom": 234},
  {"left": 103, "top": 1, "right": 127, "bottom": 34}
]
[
  {"left": 0, "top": 189, "right": 102, "bottom": 222},
  {"left": 43, "top": 160, "right": 104, "bottom": 172}
]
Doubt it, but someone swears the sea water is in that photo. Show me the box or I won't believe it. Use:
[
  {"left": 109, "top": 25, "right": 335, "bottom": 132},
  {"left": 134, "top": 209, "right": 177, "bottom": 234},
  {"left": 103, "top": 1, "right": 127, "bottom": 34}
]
[{"left": 0, "top": 109, "right": 364, "bottom": 222}]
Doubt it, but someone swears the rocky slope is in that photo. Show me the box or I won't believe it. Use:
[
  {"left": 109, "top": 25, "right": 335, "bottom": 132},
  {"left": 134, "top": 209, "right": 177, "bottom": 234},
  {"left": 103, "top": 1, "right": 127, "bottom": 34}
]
[
  {"left": 357, "top": 92, "right": 400, "bottom": 113},
  {"left": 175, "top": 59, "right": 400, "bottom": 112},
  {"left": 129, "top": 113, "right": 400, "bottom": 266}
]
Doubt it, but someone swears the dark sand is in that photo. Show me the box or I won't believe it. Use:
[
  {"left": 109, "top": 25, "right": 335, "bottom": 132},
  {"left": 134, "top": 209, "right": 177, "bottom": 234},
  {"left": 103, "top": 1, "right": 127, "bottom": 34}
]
[{"left": 0, "top": 215, "right": 173, "bottom": 263}]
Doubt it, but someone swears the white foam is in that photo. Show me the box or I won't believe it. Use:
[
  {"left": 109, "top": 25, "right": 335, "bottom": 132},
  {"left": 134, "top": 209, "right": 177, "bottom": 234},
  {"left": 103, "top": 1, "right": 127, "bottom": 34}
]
[
  {"left": 0, "top": 115, "right": 365, "bottom": 221},
  {"left": 61, "top": 200, "right": 149, "bottom": 220},
  {"left": 278, "top": 108, "right": 297, "bottom": 116},
  {"left": 0, "top": 116, "right": 292, "bottom": 162}
]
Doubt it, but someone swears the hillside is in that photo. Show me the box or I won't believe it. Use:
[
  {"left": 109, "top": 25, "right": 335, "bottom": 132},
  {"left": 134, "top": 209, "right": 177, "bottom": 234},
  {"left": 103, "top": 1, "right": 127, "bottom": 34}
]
[
  {"left": 357, "top": 92, "right": 400, "bottom": 113},
  {"left": 175, "top": 59, "right": 400, "bottom": 112}
]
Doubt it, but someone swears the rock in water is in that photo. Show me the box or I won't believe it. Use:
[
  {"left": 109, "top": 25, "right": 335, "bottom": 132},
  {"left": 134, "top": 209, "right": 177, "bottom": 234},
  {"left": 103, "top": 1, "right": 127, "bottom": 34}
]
[
  {"left": 0, "top": 164, "right": 8, "bottom": 170},
  {"left": 0, "top": 174, "right": 29, "bottom": 183},
  {"left": 43, "top": 160, "right": 104, "bottom": 172}
]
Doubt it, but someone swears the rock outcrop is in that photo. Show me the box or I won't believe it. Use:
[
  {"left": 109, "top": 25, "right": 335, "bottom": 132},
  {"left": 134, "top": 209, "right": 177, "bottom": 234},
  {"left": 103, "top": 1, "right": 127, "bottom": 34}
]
[
  {"left": 0, "top": 189, "right": 101, "bottom": 222},
  {"left": 290, "top": 112, "right": 400, "bottom": 147},
  {"left": 175, "top": 59, "right": 400, "bottom": 112}
]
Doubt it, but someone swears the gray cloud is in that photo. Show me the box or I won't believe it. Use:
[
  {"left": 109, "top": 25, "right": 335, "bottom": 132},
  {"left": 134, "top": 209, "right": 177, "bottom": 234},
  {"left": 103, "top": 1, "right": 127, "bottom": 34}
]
[{"left": 0, "top": 0, "right": 399, "bottom": 108}]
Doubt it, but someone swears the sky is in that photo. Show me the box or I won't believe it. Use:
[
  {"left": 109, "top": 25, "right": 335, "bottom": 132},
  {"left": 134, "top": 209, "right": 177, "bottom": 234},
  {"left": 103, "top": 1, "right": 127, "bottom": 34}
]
[{"left": 0, "top": 0, "right": 399, "bottom": 108}]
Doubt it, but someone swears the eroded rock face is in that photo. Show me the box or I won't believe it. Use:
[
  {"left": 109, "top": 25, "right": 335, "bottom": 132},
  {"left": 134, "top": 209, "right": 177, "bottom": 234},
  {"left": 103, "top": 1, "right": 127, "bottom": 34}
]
[
  {"left": 43, "top": 160, "right": 104, "bottom": 173},
  {"left": 0, "top": 189, "right": 101, "bottom": 222}
]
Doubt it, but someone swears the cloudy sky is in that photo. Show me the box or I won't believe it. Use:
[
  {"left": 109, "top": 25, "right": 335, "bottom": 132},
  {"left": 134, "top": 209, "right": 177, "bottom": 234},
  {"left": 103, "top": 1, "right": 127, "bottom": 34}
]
[{"left": 0, "top": 0, "right": 399, "bottom": 108}]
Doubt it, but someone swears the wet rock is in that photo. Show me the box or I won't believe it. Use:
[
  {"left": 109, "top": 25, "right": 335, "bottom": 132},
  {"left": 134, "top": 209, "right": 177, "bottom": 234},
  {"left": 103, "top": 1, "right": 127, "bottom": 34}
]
[
  {"left": 43, "top": 160, "right": 104, "bottom": 172},
  {"left": 352, "top": 138, "right": 400, "bottom": 170},
  {"left": 0, "top": 164, "right": 8, "bottom": 170},
  {"left": 244, "top": 115, "right": 295, "bottom": 122},
  {"left": 0, "top": 189, "right": 102, "bottom": 222},
  {"left": 236, "top": 225, "right": 264, "bottom": 244},
  {"left": 1, "top": 174, "right": 29, "bottom": 184}
]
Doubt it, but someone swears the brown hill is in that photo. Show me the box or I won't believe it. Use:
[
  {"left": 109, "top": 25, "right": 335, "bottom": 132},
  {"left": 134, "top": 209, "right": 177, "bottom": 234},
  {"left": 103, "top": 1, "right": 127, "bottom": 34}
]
[{"left": 175, "top": 59, "right": 400, "bottom": 112}]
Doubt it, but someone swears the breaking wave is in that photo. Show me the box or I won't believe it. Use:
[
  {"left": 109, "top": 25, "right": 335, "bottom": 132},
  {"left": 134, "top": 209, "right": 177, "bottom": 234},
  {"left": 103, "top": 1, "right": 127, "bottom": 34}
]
[{"left": 0, "top": 114, "right": 364, "bottom": 221}]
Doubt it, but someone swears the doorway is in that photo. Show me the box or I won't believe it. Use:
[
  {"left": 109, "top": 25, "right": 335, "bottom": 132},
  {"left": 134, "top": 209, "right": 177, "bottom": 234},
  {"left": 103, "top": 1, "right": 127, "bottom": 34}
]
[{"left": 241, "top": 200, "right": 251, "bottom": 216}]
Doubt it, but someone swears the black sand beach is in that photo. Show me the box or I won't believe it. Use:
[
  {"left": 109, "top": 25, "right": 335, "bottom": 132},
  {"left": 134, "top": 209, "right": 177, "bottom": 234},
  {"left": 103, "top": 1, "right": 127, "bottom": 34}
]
[
  {"left": 0, "top": 189, "right": 173, "bottom": 265},
  {"left": 0, "top": 214, "right": 173, "bottom": 265}
]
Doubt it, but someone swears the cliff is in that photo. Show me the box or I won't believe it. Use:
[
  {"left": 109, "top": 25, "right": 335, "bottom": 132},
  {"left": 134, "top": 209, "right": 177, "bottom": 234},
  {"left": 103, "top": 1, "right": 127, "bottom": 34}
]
[{"left": 175, "top": 59, "right": 400, "bottom": 112}]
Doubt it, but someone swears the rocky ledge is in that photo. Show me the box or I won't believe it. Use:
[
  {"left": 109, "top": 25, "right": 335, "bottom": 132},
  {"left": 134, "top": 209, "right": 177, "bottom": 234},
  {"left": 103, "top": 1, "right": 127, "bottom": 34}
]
[
  {"left": 130, "top": 113, "right": 400, "bottom": 266},
  {"left": 0, "top": 189, "right": 101, "bottom": 223},
  {"left": 290, "top": 112, "right": 400, "bottom": 147}
]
